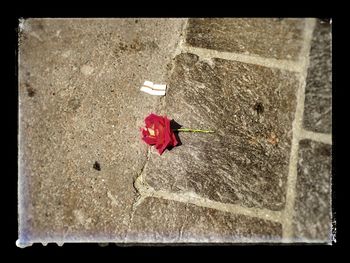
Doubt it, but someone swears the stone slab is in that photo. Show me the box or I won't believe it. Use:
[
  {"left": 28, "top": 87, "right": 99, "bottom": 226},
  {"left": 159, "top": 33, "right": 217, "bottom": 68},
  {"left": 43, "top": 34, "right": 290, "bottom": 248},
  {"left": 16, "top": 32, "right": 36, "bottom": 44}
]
[
  {"left": 186, "top": 18, "right": 305, "bottom": 61},
  {"left": 303, "top": 19, "right": 332, "bottom": 133},
  {"left": 293, "top": 139, "right": 332, "bottom": 243},
  {"left": 143, "top": 53, "right": 300, "bottom": 211}
]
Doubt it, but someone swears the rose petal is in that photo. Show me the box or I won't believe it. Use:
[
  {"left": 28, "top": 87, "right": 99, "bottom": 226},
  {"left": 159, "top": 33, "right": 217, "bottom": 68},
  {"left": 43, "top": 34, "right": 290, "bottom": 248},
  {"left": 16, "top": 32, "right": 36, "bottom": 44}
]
[
  {"left": 171, "top": 132, "right": 178, "bottom": 146},
  {"left": 144, "top": 113, "right": 157, "bottom": 128},
  {"left": 141, "top": 127, "right": 157, "bottom": 145},
  {"left": 155, "top": 122, "right": 165, "bottom": 149},
  {"left": 142, "top": 136, "right": 157, "bottom": 145},
  {"left": 156, "top": 117, "right": 171, "bottom": 154}
]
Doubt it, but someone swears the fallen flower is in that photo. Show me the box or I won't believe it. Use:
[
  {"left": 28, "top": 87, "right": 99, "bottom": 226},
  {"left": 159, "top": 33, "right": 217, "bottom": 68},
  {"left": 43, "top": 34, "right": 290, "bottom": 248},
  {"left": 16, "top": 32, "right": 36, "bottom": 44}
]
[
  {"left": 141, "top": 113, "right": 178, "bottom": 155},
  {"left": 141, "top": 113, "right": 214, "bottom": 155}
]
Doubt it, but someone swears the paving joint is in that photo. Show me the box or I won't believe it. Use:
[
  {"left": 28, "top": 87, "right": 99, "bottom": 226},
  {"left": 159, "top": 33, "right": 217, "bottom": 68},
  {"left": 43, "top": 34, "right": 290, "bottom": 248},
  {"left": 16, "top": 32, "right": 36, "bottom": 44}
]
[
  {"left": 282, "top": 18, "right": 316, "bottom": 240},
  {"left": 182, "top": 45, "right": 303, "bottom": 72},
  {"left": 299, "top": 129, "right": 332, "bottom": 145},
  {"left": 143, "top": 187, "right": 283, "bottom": 223}
]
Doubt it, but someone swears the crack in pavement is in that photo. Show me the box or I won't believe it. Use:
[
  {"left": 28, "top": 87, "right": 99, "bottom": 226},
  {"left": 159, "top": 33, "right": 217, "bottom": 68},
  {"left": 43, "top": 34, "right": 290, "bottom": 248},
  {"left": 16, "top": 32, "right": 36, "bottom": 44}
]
[{"left": 124, "top": 146, "right": 152, "bottom": 242}]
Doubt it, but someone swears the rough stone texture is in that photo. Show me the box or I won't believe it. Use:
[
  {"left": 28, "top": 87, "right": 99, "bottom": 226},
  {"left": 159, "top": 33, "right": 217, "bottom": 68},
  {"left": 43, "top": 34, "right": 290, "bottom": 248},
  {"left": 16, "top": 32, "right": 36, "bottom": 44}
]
[
  {"left": 186, "top": 18, "right": 305, "bottom": 61},
  {"left": 293, "top": 140, "right": 332, "bottom": 243},
  {"left": 127, "top": 197, "right": 282, "bottom": 242},
  {"left": 18, "top": 18, "right": 185, "bottom": 244},
  {"left": 303, "top": 19, "right": 332, "bottom": 133},
  {"left": 143, "top": 53, "right": 300, "bottom": 211},
  {"left": 18, "top": 18, "right": 333, "bottom": 245}
]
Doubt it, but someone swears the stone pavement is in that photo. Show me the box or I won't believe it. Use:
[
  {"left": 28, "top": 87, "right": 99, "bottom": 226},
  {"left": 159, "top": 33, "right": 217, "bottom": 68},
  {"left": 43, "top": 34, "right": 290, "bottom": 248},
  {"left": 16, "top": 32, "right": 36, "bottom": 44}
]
[{"left": 17, "top": 18, "right": 332, "bottom": 246}]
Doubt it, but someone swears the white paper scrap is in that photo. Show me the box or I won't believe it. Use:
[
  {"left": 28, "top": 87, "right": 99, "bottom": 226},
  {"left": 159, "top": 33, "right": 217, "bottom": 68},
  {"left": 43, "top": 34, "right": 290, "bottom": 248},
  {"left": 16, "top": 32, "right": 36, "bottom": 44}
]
[
  {"left": 143, "top": 81, "right": 154, "bottom": 88},
  {"left": 152, "top": 84, "right": 166, "bottom": 90},
  {"left": 140, "top": 80, "right": 167, "bottom": 96},
  {"left": 140, "top": 86, "right": 166, "bottom": 96}
]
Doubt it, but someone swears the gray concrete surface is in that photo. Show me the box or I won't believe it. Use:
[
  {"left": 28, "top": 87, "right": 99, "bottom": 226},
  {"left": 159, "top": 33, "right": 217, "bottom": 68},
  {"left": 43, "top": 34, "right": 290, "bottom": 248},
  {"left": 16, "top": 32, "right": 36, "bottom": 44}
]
[{"left": 18, "top": 18, "right": 185, "bottom": 245}]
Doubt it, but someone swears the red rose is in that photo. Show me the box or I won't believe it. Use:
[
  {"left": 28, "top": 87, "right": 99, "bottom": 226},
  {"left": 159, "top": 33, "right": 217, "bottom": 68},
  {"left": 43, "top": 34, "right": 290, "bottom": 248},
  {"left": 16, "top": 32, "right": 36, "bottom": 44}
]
[{"left": 141, "top": 113, "right": 178, "bottom": 155}]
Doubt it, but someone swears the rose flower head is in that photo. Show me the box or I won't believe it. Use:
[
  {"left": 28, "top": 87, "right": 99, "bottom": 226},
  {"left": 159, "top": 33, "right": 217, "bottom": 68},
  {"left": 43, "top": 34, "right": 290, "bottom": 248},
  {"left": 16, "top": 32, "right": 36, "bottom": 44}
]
[{"left": 141, "top": 113, "right": 178, "bottom": 155}]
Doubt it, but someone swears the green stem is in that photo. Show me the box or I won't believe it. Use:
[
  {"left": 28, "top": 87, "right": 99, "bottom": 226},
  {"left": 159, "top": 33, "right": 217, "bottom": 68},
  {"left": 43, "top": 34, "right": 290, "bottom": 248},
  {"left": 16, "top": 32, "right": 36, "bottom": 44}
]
[{"left": 173, "top": 128, "right": 215, "bottom": 133}]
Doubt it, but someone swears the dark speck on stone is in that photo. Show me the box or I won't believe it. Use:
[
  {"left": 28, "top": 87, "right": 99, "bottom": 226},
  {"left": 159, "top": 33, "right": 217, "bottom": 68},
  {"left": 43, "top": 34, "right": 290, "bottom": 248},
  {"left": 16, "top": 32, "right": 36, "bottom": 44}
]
[
  {"left": 26, "top": 84, "right": 36, "bottom": 97},
  {"left": 93, "top": 161, "right": 101, "bottom": 171},
  {"left": 254, "top": 102, "right": 264, "bottom": 115}
]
